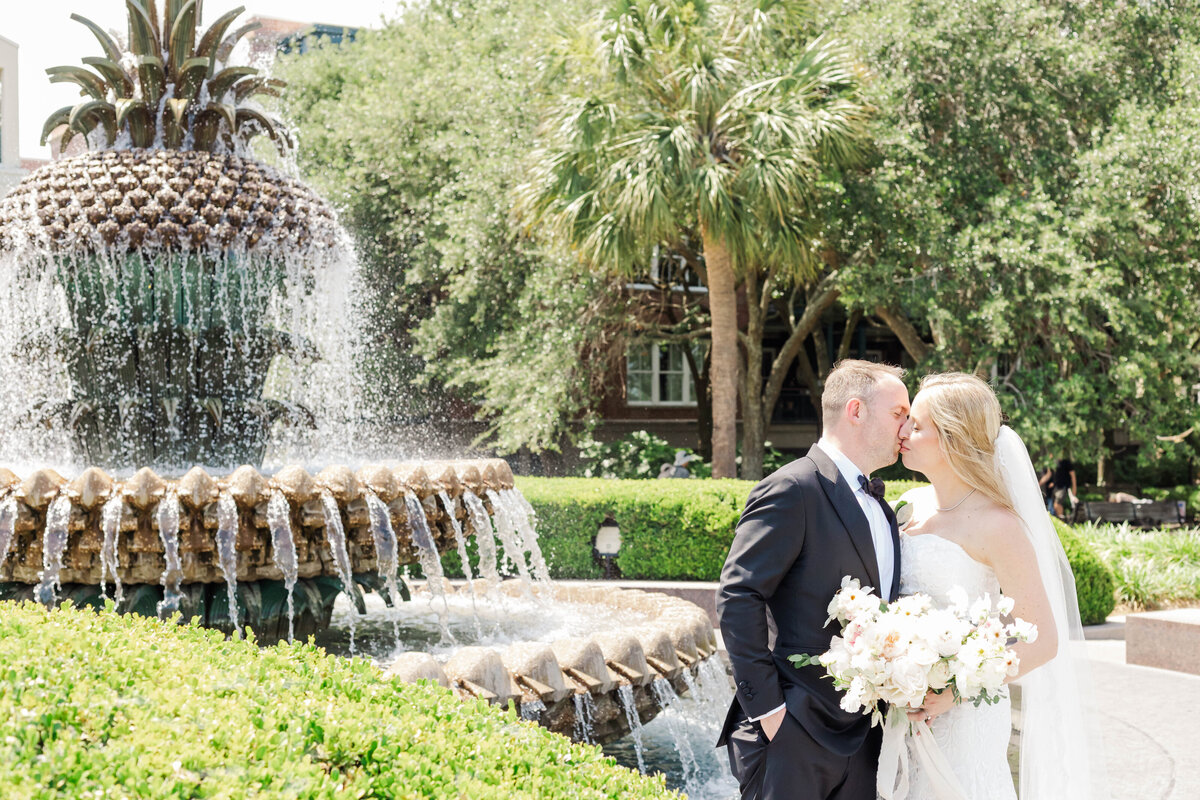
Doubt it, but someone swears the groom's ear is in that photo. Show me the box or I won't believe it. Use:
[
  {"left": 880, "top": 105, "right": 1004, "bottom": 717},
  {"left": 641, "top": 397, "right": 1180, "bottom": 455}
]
[{"left": 846, "top": 397, "right": 865, "bottom": 423}]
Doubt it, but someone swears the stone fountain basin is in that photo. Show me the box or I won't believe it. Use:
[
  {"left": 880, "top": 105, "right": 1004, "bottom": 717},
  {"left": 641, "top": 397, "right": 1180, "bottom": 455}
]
[
  {"left": 0, "top": 458, "right": 516, "bottom": 586},
  {"left": 383, "top": 580, "right": 721, "bottom": 744}
]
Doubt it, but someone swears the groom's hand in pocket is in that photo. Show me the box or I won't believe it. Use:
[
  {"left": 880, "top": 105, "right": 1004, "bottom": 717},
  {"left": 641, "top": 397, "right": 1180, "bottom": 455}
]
[{"left": 760, "top": 707, "right": 786, "bottom": 741}]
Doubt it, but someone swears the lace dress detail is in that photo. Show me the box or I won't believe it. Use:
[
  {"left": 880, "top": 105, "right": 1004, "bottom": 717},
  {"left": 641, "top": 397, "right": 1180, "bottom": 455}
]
[{"left": 896, "top": 533, "right": 1017, "bottom": 800}]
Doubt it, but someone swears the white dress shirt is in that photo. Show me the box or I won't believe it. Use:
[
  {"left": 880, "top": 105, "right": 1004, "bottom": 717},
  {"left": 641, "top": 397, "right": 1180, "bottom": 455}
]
[
  {"left": 817, "top": 438, "right": 895, "bottom": 598},
  {"left": 749, "top": 439, "right": 895, "bottom": 724}
]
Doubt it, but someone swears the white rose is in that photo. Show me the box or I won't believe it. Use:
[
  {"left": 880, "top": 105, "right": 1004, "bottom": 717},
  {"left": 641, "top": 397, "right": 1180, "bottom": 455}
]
[
  {"left": 886, "top": 658, "right": 930, "bottom": 707},
  {"left": 927, "top": 659, "right": 952, "bottom": 691}
]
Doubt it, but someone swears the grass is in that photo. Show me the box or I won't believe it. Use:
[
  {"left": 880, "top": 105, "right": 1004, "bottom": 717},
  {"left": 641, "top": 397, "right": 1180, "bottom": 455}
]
[{"left": 1075, "top": 522, "right": 1200, "bottom": 612}]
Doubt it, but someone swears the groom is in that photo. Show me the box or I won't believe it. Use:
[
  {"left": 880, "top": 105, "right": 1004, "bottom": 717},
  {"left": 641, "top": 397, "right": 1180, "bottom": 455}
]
[{"left": 717, "top": 360, "right": 910, "bottom": 800}]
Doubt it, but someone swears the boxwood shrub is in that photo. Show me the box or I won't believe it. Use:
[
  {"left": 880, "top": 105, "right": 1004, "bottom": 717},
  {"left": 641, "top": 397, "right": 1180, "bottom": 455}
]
[
  {"left": 508, "top": 478, "right": 1115, "bottom": 624},
  {"left": 0, "top": 601, "right": 676, "bottom": 799},
  {"left": 1052, "top": 517, "right": 1118, "bottom": 625}
]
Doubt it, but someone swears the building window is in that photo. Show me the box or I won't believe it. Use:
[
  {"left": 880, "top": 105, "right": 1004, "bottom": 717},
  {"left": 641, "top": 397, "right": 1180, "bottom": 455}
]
[{"left": 626, "top": 343, "right": 701, "bottom": 405}]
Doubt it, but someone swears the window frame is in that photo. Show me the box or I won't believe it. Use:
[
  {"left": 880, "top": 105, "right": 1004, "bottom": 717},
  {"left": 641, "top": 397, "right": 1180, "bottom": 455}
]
[{"left": 625, "top": 342, "right": 701, "bottom": 407}]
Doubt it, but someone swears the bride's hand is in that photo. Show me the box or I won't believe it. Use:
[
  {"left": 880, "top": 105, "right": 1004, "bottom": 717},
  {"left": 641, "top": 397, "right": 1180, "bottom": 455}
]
[{"left": 907, "top": 689, "right": 956, "bottom": 724}]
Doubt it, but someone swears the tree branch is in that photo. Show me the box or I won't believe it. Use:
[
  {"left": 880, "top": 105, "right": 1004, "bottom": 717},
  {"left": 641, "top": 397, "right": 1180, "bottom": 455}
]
[{"left": 874, "top": 305, "right": 932, "bottom": 362}]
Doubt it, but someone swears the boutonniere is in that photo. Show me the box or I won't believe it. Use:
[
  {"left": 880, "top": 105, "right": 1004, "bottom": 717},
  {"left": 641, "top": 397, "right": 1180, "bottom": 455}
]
[{"left": 891, "top": 499, "right": 914, "bottom": 528}]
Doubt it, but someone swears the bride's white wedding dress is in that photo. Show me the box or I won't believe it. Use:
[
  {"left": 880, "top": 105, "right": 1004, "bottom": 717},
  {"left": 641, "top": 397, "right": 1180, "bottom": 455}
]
[{"left": 897, "top": 531, "right": 1017, "bottom": 800}]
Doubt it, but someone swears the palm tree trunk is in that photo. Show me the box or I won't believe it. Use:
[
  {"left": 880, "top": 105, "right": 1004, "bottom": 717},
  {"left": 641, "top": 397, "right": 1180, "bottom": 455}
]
[
  {"left": 741, "top": 270, "right": 766, "bottom": 481},
  {"left": 701, "top": 225, "right": 739, "bottom": 479}
]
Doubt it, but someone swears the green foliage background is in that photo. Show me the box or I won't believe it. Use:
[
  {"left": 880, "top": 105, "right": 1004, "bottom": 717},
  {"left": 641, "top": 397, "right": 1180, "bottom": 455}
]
[{"left": 0, "top": 602, "right": 675, "bottom": 799}]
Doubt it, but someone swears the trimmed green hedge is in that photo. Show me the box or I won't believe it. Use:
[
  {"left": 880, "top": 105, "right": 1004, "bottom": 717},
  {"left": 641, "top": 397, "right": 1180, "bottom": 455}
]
[
  {"left": 511, "top": 478, "right": 1115, "bottom": 624},
  {"left": 0, "top": 601, "right": 675, "bottom": 799},
  {"left": 1052, "top": 517, "right": 1117, "bottom": 625},
  {"left": 512, "top": 477, "right": 925, "bottom": 581}
]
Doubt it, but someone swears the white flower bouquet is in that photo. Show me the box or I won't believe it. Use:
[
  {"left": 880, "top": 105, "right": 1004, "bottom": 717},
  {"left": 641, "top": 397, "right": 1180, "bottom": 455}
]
[{"left": 789, "top": 576, "right": 1037, "bottom": 726}]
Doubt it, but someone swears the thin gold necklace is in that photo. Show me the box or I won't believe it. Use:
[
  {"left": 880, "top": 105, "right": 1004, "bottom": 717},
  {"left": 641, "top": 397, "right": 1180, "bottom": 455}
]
[{"left": 936, "top": 488, "right": 976, "bottom": 512}]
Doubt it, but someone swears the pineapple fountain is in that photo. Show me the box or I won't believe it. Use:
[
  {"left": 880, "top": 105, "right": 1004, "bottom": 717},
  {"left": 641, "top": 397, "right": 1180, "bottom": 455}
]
[{"left": 0, "top": 0, "right": 727, "bottom": 754}]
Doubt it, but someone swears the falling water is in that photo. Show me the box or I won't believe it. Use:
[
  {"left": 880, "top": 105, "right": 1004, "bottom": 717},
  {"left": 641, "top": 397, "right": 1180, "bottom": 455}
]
[
  {"left": 485, "top": 488, "right": 534, "bottom": 588},
  {"left": 0, "top": 495, "right": 18, "bottom": 571},
  {"left": 320, "top": 490, "right": 359, "bottom": 653},
  {"left": 266, "top": 490, "right": 299, "bottom": 643},
  {"left": 401, "top": 490, "right": 453, "bottom": 643},
  {"left": 155, "top": 491, "right": 184, "bottom": 618},
  {"left": 34, "top": 494, "right": 72, "bottom": 606},
  {"left": 652, "top": 678, "right": 700, "bottom": 791},
  {"left": 99, "top": 495, "right": 124, "bottom": 605},
  {"left": 520, "top": 699, "right": 546, "bottom": 721},
  {"left": 438, "top": 490, "right": 482, "bottom": 637},
  {"left": 461, "top": 490, "right": 500, "bottom": 590},
  {"left": 215, "top": 493, "right": 240, "bottom": 631},
  {"left": 363, "top": 489, "right": 404, "bottom": 644},
  {"left": 617, "top": 684, "right": 648, "bottom": 773},
  {"left": 501, "top": 489, "right": 551, "bottom": 582},
  {"left": 573, "top": 692, "right": 598, "bottom": 744}
]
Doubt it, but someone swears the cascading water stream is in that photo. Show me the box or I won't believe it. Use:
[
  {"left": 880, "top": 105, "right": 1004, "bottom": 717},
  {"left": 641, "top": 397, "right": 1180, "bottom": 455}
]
[
  {"left": 500, "top": 489, "right": 550, "bottom": 582},
  {"left": 363, "top": 489, "right": 404, "bottom": 644},
  {"left": 651, "top": 677, "right": 700, "bottom": 791},
  {"left": 155, "top": 490, "right": 184, "bottom": 617},
  {"left": 34, "top": 494, "right": 72, "bottom": 606},
  {"left": 215, "top": 493, "right": 240, "bottom": 631},
  {"left": 617, "top": 684, "right": 648, "bottom": 773},
  {"left": 320, "top": 489, "right": 360, "bottom": 653},
  {"left": 438, "top": 490, "right": 482, "bottom": 638},
  {"left": 573, "top": 692, "right": 598, "bottom": 744},
  {"left": 401, "top": 490, "right": 454, "bottom": 643},
  {"left": 99, "top": 495, "right": 124, "bottom": 605},
  {"left": 266, "top": 490, "right": 299, "bottom": 643},
  {"left": 0, "top": 495, "right": 18, "bottom": 574},
  {"left": 461, "top": 489, "right": 501, "bottom": 592},
  {"left": 485, "top": 488, "right": 534, "bottom": 591}
]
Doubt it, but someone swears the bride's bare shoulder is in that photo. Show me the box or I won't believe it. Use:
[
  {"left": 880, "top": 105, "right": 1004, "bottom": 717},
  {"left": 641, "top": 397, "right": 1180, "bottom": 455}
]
[{"left": 971, "top": 501, "right": 1036, "bottom": 563}]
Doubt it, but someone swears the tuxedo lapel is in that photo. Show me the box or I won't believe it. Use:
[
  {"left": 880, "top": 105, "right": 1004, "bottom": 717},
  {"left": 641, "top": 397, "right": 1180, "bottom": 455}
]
[
  {"left": 880, "top": 499, "right": 902, "bottom": 601},
  {"left": 808, "top": 444, "right": 882, "bottom": 593}
]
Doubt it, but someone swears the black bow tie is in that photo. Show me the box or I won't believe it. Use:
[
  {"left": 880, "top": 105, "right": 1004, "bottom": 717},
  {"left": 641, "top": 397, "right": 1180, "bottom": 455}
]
[{"left": 858, "top": 474, "right": 886, "bottom": 500}]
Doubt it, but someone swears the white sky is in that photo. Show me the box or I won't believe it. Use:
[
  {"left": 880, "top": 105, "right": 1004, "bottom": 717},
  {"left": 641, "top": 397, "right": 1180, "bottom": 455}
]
[{"left": 2, "top": 0, "right": 403, "bottom": 160}]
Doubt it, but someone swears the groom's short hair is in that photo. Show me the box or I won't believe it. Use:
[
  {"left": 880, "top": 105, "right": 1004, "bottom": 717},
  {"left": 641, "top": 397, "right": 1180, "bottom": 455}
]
[{"left": 822, "top": 360, "right": 905, "bottom": 425}]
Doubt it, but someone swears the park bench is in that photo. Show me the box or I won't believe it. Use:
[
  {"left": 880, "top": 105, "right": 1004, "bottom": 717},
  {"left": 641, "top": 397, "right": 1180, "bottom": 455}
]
[{"left": 1078, "top": 500, "right": 1186, "bottom": 529}]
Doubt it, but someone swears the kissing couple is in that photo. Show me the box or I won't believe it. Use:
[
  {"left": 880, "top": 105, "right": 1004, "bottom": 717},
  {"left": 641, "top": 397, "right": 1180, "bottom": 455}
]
[{"left": 717, "top": 360, "right": 1107, "bottom": 799}]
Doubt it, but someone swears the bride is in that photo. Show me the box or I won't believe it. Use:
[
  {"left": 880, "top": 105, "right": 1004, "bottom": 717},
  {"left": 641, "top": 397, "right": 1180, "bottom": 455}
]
[{"left": 892, "top": 372, "right": 1107, "bottom": 799}]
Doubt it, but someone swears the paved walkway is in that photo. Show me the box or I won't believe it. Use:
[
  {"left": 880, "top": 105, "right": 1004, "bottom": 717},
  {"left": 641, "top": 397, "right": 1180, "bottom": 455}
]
[{"left": 1087, "top": 638, "right": 1200, "bottom": 800}]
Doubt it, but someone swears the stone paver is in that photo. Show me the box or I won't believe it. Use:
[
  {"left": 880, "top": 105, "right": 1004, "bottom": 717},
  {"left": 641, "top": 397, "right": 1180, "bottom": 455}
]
[{"left": 1088, "top": 639, "right": 1200, "bottom": 800}]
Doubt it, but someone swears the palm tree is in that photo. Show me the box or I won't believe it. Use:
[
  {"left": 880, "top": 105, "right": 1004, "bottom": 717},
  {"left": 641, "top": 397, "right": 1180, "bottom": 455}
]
[{"left": 517, "top": 0, "right": 870, "bottom": 478}]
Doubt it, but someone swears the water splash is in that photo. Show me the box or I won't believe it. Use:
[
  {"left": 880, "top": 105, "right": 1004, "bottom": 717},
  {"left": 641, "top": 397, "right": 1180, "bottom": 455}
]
[
  {"left": 652, "top": 677, "right": 699, "bottom": 791},
  {"left": 99, "top": 495, "right": 124, "bottom": 605},
  {"left": 34, "top": 494, "right": 72, "bottom": 606},
  {"left": 438, "top": 489, "right": 482, "bottom": 638},
  {"left": 485, "top": 488, "right": 533, "bottom": 589},
  {"left": 266, "top": 490, "right": 298, "bottom": 643},
  {"left": 155, "top": 490, "right": 184, "bottom": 618},
  {"left": 573, "top": 692, "right": 598, "bottom": 744},
  {"left": 320, "top": 490, "right": 359, "bottom": 653},
  {"left": 215, "top": 493, "right": 240, "bottom": 632},
  {"left": 461, "top": 489, "right": 500, "bottom": 591},
  {"left": 402, "top": 490, "right": 453, "bottom": 643},
  {"left": 501, "top": 488, "right": 551, "bottom": 582},
  {"left": 617, "top": 684, "right": 648, "bottom": 773}
]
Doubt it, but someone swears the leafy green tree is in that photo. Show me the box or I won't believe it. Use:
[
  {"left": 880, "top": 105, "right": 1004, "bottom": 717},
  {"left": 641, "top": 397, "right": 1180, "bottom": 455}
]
[
  {"left": 280, "top": 0, "right": 632, "bottom": 453},
  {"left": 818, "top": 0, "right": 1200, "bottom": 477},
  {"left": 517, "top": 0, "right": 871, "bottom": 478}
]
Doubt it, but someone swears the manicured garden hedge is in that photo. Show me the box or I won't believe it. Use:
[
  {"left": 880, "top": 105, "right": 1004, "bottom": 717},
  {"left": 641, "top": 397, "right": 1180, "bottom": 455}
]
[
  {"left": 511, "top": 477, "right": 1116, "bottom": 624},
  {"left": 1052, "top": 517, "right": 1117, "bottom": 625},
  {"left": 0, "top": 601, "right": 675, "bottom": 799}
]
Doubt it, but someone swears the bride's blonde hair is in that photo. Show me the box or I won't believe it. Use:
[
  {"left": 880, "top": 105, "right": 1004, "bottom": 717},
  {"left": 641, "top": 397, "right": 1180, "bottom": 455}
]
[{"left": 917, "top": 372, "right": 1015, "bottom": 513}]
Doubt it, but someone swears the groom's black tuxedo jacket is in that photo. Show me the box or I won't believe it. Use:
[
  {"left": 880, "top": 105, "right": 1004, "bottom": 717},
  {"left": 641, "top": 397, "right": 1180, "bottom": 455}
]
[{"left": 716, "top": 444, "right": 901, "bottom": 757}]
